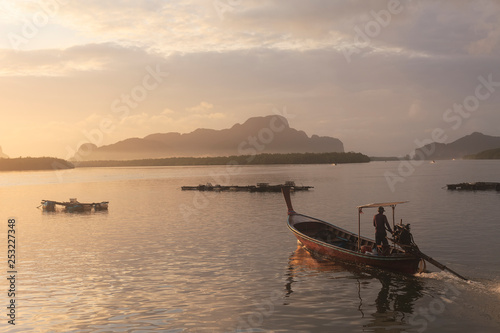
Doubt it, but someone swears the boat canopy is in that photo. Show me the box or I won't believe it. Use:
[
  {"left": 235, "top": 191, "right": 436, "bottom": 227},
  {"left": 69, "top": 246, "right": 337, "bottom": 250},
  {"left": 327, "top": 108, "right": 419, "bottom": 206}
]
[{"left": 357, "top": 201, "right": 409, "bottom": 210}]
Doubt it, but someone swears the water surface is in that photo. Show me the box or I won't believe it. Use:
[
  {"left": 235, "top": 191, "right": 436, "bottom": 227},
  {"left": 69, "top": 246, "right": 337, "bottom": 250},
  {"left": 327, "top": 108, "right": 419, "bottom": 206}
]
[{"left": 0, "top": 161, "right": 499, "bottom": 332}]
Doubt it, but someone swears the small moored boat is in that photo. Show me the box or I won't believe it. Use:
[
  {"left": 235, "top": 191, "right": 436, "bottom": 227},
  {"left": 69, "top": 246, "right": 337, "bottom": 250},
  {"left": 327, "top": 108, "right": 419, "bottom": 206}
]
[{"left": 40, "top": 198, "right": 109, "bottom": 213}]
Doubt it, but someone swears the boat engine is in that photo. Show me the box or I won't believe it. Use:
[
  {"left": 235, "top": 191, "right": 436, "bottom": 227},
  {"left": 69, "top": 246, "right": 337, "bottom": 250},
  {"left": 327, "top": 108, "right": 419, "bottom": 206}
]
[
  {"left": 392, "top": 223, "right": 420, "bottom": 253},
  {"left": 392, "top": 223, "right": 426, "bottom": 272},
  {"left": 393, "top": 223, "right": 412, "bottom": 246}
]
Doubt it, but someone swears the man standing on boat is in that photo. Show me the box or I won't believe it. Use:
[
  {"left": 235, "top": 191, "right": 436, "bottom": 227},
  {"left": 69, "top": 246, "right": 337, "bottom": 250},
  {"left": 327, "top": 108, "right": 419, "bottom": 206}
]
[{"left": 373, "top": 206, "right": 393, "bottom": 252}]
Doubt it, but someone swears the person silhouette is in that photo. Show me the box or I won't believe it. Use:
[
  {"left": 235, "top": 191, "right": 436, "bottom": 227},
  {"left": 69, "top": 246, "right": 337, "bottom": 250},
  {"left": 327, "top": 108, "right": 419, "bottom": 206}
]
[{"left": 373, "top": 206, "right": 393, "bottom": 253}]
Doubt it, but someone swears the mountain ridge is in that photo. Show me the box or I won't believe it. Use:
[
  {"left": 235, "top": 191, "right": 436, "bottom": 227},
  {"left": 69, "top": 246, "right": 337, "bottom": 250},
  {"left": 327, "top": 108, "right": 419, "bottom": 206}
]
[
  {"left": 414, "top": 132, "right": 500, "bottom": 160},
  {"left": 464, "top": 147, "right": 500, "bottom": 159},
  {"left": 73, "top": 115, "right": 344, "bottom": 161}
]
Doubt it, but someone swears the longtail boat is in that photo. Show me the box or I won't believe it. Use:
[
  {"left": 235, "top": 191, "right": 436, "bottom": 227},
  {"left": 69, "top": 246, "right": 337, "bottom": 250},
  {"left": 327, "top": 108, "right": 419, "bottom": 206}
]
[{"left": 282, "top": 187, "right": 468, "bottom": 279}]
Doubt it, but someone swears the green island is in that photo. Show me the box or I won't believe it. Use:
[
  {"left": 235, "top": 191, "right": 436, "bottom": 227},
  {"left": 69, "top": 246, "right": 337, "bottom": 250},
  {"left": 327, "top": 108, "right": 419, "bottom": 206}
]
[
  {"left": 464, "top": 148, "right": 500, "bottom": 160},
  {"left": 76, "top": 152, "right": 370, "bottom": 167},
  {"left": 0, "top": 157, "right": 75, "bottom": 171}
]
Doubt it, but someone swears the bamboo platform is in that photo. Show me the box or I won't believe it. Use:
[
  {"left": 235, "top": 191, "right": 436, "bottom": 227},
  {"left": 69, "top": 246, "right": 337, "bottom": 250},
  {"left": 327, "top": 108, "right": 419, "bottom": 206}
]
[
  {"left": 446, "top": 182, "right": 500, "bottom": 191},
  {"left": 181, "top": 181, "right": 313, "bottom": 192}
]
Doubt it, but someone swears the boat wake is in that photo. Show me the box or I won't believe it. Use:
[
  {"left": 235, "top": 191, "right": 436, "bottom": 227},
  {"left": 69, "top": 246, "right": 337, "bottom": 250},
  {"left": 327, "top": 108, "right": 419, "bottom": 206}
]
[
  {"left": 492, "top": 282, "right": 500, "bottom": 296},
  {"left": 416, "top": 270, "right": 500, "bottom": 293},
  {"left": 461, "top": 280, "right": 500, "bottom": 326},
  {"left": 416, "top": 271, "right": 500, "bottom": 327},
  {"left": 415, "top": 270, "right": 469, "bottom": 283}
]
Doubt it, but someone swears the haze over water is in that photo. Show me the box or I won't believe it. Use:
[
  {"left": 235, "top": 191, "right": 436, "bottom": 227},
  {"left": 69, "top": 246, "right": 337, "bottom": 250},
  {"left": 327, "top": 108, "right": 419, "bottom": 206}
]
[{"left": 0, "top": 160, "right": 499, "bottom": 332}]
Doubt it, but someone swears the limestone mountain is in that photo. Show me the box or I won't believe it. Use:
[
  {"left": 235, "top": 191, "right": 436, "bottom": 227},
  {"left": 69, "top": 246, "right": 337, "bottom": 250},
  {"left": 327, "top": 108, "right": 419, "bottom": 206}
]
[
  {"left": 414, "top": 132, "right": 500, "bottom": 160},
  {"left": 73, "top": 115, "right": 344, "bottom": 161}
]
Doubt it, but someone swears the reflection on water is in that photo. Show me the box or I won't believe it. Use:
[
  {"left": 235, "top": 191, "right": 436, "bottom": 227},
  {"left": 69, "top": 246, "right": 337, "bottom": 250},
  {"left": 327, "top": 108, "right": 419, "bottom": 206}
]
[{"left": 285, "top": 245, "right": 424, "bottom": 332}]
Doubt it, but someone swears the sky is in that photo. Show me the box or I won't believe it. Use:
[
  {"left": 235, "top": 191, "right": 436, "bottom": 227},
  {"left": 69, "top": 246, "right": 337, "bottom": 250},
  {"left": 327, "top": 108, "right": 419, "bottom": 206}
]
[{"left": 1, "top": 0, "right": 500, "bottom": 159}]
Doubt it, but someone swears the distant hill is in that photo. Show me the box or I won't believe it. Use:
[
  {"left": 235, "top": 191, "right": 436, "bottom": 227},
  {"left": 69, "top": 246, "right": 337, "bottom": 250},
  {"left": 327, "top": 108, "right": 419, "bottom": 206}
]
[
  {"left": 414, "top": 132, "right": 500, "bottom": 160},
  {"left": 0, "top": 146, "right": 8, "bottom": 158},
  {"left": 72, "top": 115, "right": 344, "bottom": 161},
  {"left": 464, "top": 148, "right": 500, "bottom": 159},
  {"left": 0, "top": 157, "right": 74, "bottom": 171}
]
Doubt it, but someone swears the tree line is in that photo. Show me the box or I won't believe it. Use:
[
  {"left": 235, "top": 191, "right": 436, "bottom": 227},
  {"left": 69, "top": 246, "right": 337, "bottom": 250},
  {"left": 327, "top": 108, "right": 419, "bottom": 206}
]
[
  {"left": 0, "top": 157, "right": 74, "bottom": 171},
  {"left": 77, "top": 152, "right": 370, "bottom": 168}
]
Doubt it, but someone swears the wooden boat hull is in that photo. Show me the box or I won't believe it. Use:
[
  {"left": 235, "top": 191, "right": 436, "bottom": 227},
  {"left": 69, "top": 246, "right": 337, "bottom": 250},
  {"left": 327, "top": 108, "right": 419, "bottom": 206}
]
[
  {"left": 288, "top": 213, "right": 421, "bottom": 275},
  {"left": 94, "top": 202, "right": 109, "bottom": 210},
  {"left": 42, "top": 200, "right": 57, "bottom": 212}
]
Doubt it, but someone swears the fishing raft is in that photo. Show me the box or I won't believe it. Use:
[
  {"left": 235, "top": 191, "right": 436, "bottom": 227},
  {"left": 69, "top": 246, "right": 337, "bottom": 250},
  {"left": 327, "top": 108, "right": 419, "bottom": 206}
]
[
  {"left": 40, "top": 198, "right": 109, "bottom": 213},
  {"left": 446, "top": 182, "right": 500, "bottom": 191},
  {"left": 182, "top": 181, "right": 313, "bottom": 192}
]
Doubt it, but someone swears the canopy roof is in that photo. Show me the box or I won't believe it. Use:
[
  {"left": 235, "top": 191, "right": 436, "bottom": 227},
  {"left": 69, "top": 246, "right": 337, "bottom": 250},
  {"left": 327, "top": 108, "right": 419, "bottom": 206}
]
[{"left": 357, "top": 201, "right": 409, "bottom": 209}]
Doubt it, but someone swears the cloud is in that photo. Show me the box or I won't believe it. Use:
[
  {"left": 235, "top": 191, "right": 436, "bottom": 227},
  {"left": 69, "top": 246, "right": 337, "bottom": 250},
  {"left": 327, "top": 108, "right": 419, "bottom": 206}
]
[
  {"left": 408, "top": 100, "right": 428, "bottom": 121},
  {"left": 0, "top": 50, "right": 108, "bottom": 77},
  {"left": 3, "top": 0, "right": 500, "bottom": 58},
  {"left": 2, "top": 1, "right": 500, "bottom": 157},
  {"left": 4, "top": 39, "right": 500, "bottom": 156},
  {"left": 0, "top": 43, "right": 165, "bottom": 77},
  {"left": 161, "top": 108, "right": 175, "bottom": 115},
  {"left": 467, "top": 14, "right": 500, "bottom": 55},
  {"left": 186, "top": 101, "right": 214, "bottom": 113}
]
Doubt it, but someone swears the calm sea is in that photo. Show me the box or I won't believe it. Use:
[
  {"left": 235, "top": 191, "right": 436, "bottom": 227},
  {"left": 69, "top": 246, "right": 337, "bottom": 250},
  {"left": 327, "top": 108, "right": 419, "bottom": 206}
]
[{"left": 0, "top": 160, "right": 499, "bottom": 332}]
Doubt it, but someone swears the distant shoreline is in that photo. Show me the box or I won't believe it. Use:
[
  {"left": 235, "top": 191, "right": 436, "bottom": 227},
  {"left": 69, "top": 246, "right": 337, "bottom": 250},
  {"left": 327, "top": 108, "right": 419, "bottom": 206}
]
[
  {"left": 74, "top": 152, "right": 370, "bottom": 168},
  {"left": 0, "top": 157, "right": 74, "bottom": 172},
  {"left": 0, "top": 152, "right": 374, "bottom": 171},
  {"left": 3, "top": 153, "right": 498, "bottom": 172}
]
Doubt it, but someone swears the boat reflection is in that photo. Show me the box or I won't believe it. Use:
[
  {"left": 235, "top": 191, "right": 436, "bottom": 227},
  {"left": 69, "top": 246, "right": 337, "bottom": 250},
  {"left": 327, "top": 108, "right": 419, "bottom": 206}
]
[{"left": 285, "top": 245, "right": 424, "bottom": 332}]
